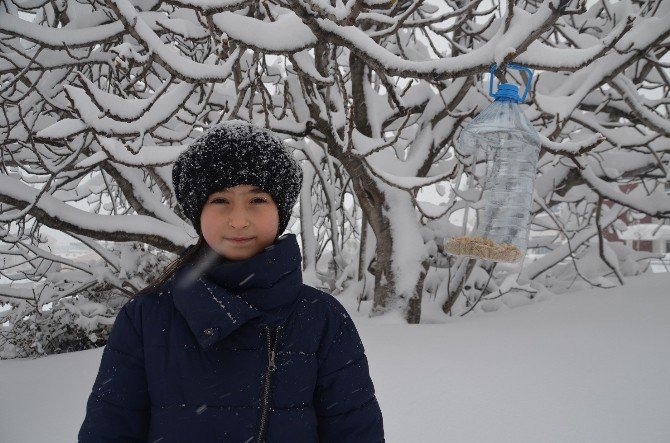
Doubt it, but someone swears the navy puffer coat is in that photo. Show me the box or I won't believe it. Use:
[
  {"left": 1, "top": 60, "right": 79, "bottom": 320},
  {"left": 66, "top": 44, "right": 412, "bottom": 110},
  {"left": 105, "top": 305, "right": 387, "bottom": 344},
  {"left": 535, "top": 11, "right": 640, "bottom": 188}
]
[{"left": 79, "top": 234, "right": 384, "bottom": 442}]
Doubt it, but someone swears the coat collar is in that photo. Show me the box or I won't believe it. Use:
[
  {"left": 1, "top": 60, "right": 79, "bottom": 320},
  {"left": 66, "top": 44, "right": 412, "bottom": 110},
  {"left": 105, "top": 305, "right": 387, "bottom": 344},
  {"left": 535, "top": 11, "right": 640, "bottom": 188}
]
[{"left": 171, "top": 234, "right": 303, "bottom": 350}]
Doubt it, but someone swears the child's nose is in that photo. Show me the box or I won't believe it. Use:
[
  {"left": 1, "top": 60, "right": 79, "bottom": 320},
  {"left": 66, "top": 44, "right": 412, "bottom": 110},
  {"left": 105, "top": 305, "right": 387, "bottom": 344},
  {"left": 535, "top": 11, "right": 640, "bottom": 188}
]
[{"left": 228, "top": 205, "right": 250, "bottom": 228}]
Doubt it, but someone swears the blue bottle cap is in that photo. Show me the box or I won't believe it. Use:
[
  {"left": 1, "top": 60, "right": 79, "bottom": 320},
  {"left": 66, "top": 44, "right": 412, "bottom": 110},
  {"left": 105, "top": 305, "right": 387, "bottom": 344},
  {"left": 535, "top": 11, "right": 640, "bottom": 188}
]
[{"left": 493, "top": 83, "right": 520, "bottom": 102}]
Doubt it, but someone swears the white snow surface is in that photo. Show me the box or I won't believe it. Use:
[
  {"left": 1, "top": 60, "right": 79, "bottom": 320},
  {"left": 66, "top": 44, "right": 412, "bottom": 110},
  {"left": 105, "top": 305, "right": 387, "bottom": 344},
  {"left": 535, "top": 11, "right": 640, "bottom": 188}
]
[{"left": 1, "top": 272, "right": 669, "bottom": 442}]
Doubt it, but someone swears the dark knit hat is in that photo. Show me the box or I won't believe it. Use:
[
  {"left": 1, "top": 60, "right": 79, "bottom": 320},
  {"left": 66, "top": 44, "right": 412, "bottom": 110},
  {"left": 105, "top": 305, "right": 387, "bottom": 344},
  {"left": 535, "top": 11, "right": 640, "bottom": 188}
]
[{"left": 172, "top": 120, "right": 303, "bottom": 237}]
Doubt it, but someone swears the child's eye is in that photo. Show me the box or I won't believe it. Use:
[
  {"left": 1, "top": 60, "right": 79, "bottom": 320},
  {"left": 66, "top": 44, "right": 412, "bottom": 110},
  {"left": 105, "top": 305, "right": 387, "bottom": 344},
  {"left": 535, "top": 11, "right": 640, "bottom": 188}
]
[
  {"left": 211, "top": 198, "right": 228, "bottom": 204},
  {"left": 252, "top": 198, "right": 268, "bottom": 204}
]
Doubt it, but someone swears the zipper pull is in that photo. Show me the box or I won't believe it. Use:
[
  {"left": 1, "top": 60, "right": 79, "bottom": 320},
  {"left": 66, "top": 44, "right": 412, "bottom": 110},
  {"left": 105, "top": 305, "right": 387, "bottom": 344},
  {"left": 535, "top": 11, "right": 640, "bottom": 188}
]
[{"left": 269, "top": 350, "right": 276, "bottom": 371}]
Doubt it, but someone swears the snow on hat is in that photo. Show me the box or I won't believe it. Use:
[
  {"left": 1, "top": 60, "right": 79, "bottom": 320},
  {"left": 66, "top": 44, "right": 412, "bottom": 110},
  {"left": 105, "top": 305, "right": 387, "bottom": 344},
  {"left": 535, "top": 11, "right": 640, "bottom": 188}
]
[{"left": 172, "top": 120, "right": 303, "bottom": 237}]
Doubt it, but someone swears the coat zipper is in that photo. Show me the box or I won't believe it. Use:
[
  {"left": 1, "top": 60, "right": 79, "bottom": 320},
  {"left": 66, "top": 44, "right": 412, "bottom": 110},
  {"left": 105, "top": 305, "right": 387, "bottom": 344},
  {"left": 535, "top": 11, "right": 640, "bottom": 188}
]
[{"left": 257, "top": 324, "right": 282, "bottom": 442}]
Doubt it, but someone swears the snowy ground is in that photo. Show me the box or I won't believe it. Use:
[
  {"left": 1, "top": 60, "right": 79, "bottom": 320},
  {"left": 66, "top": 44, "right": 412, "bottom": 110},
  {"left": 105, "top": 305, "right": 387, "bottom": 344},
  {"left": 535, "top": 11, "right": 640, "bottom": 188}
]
[{"left": 1, "top": 272, "right": 669, "bottom": 443}]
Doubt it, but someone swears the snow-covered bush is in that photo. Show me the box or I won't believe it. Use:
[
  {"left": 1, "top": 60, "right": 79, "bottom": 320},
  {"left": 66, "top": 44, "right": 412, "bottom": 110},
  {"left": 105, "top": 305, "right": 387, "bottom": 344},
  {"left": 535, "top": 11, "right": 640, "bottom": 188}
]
[{"left": 0, "top": 242, "right": 173, "bottom": 358}]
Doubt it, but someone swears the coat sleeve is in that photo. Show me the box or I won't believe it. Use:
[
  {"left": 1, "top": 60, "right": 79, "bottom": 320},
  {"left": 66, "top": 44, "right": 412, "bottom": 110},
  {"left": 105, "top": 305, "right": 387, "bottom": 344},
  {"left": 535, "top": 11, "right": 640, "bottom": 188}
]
[
  {"left": 314, "top": 306, "right": 385, "bottom": 443},
  {"left": 78, "top": 299, "right": 150, "bottom": 442}
]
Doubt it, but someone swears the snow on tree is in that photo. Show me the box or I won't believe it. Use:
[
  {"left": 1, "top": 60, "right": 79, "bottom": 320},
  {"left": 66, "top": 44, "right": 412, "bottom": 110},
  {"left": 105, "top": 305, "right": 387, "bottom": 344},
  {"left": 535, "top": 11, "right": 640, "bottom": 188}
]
[{"left": 0, "top": 0, "right": 669, "bottom": 357}]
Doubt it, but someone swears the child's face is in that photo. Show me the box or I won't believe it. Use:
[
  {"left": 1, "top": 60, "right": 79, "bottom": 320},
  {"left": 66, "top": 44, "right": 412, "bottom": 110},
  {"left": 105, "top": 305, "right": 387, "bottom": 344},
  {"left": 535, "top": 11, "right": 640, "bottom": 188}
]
[{"left": 200, "top": 184, "right": 280, "bottom": 261}]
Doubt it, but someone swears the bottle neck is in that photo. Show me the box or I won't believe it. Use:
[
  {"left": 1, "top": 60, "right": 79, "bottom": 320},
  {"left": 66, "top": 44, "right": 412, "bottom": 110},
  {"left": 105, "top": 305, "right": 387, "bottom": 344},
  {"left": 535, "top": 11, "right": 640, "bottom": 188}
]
[{"left": 494, "top": 97, "right": 517, "bottom": 103}]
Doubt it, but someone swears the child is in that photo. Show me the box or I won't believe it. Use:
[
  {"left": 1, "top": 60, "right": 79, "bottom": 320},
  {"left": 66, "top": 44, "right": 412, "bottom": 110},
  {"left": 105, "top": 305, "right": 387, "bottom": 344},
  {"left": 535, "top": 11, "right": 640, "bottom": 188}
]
[{"left": 78, "top": 121, "right": 385, "bottom": 442}]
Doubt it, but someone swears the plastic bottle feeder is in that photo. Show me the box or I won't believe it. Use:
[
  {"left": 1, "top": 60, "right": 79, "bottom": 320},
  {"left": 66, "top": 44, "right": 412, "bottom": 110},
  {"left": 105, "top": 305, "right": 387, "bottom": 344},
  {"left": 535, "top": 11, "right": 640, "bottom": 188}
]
[{"left": 445, "top": 63, "right": 541, "bottom": 263}]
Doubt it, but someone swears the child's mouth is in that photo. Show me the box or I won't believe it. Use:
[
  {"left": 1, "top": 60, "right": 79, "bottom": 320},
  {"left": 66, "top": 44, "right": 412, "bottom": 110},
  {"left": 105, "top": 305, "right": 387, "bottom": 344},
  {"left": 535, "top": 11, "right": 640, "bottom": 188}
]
[{"left": 226, "top": 237, "right": 254, "bottom": 244}]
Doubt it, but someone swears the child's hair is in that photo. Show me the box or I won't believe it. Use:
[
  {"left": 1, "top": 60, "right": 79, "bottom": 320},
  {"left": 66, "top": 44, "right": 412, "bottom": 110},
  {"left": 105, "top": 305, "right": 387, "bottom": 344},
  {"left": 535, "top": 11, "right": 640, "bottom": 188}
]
[{"left": 133, "top": 236, "right": 205, "bottom": 298}]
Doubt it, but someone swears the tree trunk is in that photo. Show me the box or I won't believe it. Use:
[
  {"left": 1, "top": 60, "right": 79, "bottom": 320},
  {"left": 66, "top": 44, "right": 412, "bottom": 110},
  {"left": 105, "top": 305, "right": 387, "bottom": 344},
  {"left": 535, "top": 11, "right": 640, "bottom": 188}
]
[
  {"left": 340, "top": 152, "right": 426, "bottom": 323},
  {"left": 344, "top": 54, "right": 427, "bottom": 323}
]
